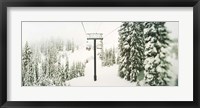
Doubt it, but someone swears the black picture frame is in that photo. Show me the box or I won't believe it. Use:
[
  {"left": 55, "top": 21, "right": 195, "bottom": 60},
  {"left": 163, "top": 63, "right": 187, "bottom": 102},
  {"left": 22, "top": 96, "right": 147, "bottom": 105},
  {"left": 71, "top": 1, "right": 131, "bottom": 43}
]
[{"left": 0, "top": 0, "right": 199, "bottom": 108}]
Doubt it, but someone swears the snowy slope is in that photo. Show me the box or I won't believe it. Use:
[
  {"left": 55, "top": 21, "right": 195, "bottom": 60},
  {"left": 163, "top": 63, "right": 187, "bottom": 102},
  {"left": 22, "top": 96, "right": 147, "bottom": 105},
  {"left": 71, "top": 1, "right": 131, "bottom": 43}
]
[{"left": 65, "top": 50, "right": 136, "bottom": 86}]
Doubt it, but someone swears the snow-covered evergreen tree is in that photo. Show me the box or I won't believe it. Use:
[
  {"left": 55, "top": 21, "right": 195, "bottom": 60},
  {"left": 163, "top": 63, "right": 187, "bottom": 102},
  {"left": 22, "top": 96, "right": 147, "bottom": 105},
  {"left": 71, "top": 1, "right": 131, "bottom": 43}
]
[
  {"left": 118, "top": 22, "right": 145, "bottom": 82},
  {"left": 54, "top": 61, "right": 65, "bottom": 86},
  {"left": 99, "top": 40, "right": 104, "bottom": 60},
  {"left": 70, "top": 62, "right": 77, "bottom": 78},
  {"left": 144, "top": 22, "right": 171, "bottom": 86},
  {"left": 102, "top": 48, "right": 116, "bottom": 66},
  {"left": 33, "top": 61, "right": 39, "bottom": 82},
  {"left": 118, "top": 22, "right": 130, "bottom": 79},
  {"left": 66, "top": 39, "right": 75, "bottom": 52},
  {"left": 56, "top": 39, "right": 64, "bottom": 51},
  {"left": 112, "top": 47, "right": 116, "bottom": 64},
  {"left": 65, "top": 56, "right": 69, "bottom": 80},
  {"left": 42, "top": 58, "right": 49, "bottom": 77},
  {"left": 32, "top": 47, "right": 41, "bottom": 83},
  {"left": 22, "top": 41, "right": 34, "bottom": 86},
  {"left": 47, "top": 42, "right": 58, "bottom": 78}
]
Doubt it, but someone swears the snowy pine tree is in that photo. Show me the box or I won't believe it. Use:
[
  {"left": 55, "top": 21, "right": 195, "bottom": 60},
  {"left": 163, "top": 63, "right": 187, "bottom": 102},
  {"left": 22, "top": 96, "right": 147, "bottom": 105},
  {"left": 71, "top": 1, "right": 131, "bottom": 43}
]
[
  {"left": 22, "top": 41, "right": 34, "bottom": 86},
  {"left": 54, "top": 61, "right": 65, "bottom": 85},
  {"left": 66, "top": 39, "right": 75, "bottom": 52},
  {"left": 65, "top": 56, "right": 69, "bottom": 80},
  {"left": 100, "top": 40, "right": 104, "bottom": 60},
  {"left": 33, "top": 61, "right": 39, "bottom": 82},
  {"left": 70, "top": 62, "right": 77, "bottom": 78},
  {"left": 42, "top": 58, "right": 49, "bottom": 77},
  {"left": 102, "top": 48, "right": 116, "bottom": 66},
  {"left": 47, "top": 42, "right": 58, "bottom": 78},
  {"left": 118, "top": 22, "right": 131, "bottom": 79},
  {"left": 144, "top": 22, "right": 171, "bottom": 86},
  {"left": 118, "top": 22, "right": 145, "bottom": 82},
  {"left": 112, "top": 47, "right": 116, "bottom": 64},
  {"left": 32, "top": 47, "right": 41, "bottom": 83}
]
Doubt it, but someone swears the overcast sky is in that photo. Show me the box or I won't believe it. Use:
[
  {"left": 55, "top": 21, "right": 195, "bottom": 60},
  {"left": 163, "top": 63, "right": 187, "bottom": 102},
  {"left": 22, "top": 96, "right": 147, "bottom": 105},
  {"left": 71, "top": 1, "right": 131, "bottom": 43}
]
[{"left": 22, "top": 22, "right": 178, "bottom": 48}]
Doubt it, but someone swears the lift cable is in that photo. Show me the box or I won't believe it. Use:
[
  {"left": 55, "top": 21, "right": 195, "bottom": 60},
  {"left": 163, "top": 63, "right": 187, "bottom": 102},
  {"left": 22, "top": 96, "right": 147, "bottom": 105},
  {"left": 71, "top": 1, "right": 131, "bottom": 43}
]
[
  {"left": 103, "top": 26, "right": 120, "bottom": 39},
  {"left": 81, "top": 22, "right": 87, "bottom": 34},
  {"left": 79, "top": 22, "right": 120, "bottom": 48}
]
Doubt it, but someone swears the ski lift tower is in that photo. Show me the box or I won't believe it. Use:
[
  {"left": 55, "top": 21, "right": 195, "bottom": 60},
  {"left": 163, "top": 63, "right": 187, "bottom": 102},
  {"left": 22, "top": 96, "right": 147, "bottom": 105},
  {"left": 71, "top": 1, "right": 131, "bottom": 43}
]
[{"left": 87, "top": 33, "right": 103, "bottom": 81}]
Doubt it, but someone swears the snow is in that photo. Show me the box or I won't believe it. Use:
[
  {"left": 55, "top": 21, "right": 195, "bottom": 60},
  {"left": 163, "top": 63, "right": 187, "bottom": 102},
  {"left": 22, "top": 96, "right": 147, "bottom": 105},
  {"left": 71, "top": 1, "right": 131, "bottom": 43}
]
[
  {"left": 65, "top": 48, "right": 136, "bottom": 87},
  {"left": 145, "top": 41, "right": 152, "bottom": 49},
  {"left": 34, "top": 42, "right": 136, "bottom": 86},
  {"left": 67, "top": 47, "right": 92, "bottom": 66},
  {"left": 124, "top": 44, "right": 130, "bottom": 49}
]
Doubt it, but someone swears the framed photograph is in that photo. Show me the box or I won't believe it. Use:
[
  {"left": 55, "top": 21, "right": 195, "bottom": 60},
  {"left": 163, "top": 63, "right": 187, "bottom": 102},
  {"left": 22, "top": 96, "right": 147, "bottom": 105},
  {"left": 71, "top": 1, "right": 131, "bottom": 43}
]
[{"left": 0, "top": 0, "right": 199, "bottom": 108}]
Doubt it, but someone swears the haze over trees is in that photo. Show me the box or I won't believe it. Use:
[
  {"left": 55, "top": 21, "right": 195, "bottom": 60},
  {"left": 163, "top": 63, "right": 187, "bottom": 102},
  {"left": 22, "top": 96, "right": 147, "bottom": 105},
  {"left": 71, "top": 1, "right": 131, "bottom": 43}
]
[{"left": 22, "top": 39, "right": 85, "bottom": 86}]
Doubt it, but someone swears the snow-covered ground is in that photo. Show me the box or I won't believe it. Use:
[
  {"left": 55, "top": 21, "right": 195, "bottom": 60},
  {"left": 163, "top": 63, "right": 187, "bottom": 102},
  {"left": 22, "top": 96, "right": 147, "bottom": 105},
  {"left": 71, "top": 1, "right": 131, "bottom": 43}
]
[
  {"left": 65, "top": 48, "right": 136, "bottom": 87},
  {"left": 38, "top": 45, "right": 178, "bottom": 86},
  {"left": 63, "top": 46, "right": 178, "bottom": 86}
]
